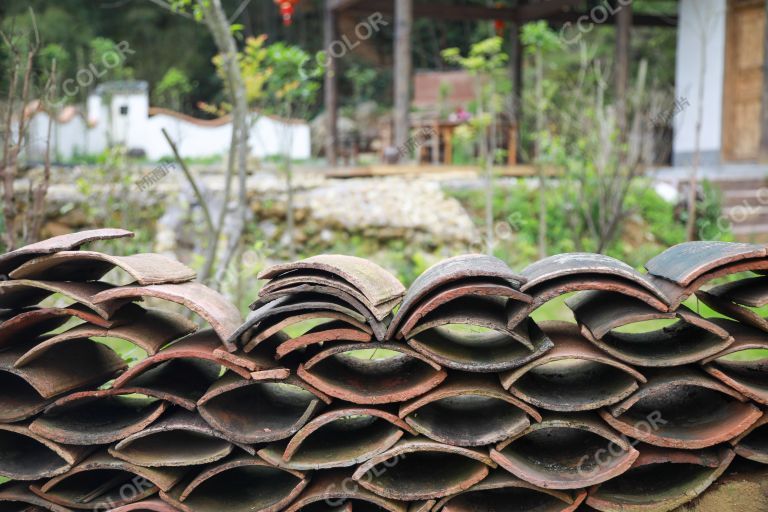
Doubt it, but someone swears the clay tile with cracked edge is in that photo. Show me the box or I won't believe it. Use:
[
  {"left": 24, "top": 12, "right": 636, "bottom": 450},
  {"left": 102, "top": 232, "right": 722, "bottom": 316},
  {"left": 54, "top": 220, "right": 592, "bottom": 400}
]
[
  {"left": 250, "top": 283, "right": 391, "bottom": 340},
  {"left": 491, "top": 412, "right": 639, "bottom": 490},
  {"left": 258, "top": 253, "right": 406, "bottom": 305},
  {"left": 586, "top": 445, "right": 735, "bottom": 512},
  {"left": 197, "top": 371, "right": 330, "bottom": 444},
  {"left": 0, "top": 337, "right": 126, "bottom": 423},
  {"left": 731, "top": 411, "right": 768, "bottom": 463},
  {"left": 0, "top": 422, "right": 93, "bottom": 480},
  {"left": 92, "top": 282, "right": 243, "bottom": 342},
  {"left": 159, "top": 453, "right": 308, "bottom": 512},
  {"left": 386, "top": 254, "right": 526, "bottom": 339},
  {"left": 398, "top": 373, "right": 541, "bottom": 447},
  {"left": 351, "top": 438, "right": 496, "bottom": 501},
  {"left": 644, "top": 241, "right": 768, "bottom": 309},
  {"left": 15, "top": 308, "right": 197, "bottom": 367},
  {"left": 601, "top": 366, "right": 763, "bottom": 449},
  {"left": 0, "top": 482, "right": 73, "bottom": 512},
  {"left": 29, "top": 451, "right": 187, "bottom": 510},
  {"left": 500, "top": 321, "right": 646, "bottom": 411},
  {"left": 109, "top": 409, "right": 254, "bottom": 467},
  {"left": 110, "top": 498, "right": 181, "bottom": 512},
  {"left": 258, "top": 405, "right": 416, "bottom": 470},
  {"left": 433, "top": 469, "right": 587, "bottom": 512},
  {"left": 10, "top": 251, "right": 196, "bottom": 285},
  {"left": 697, "top": 276, "right": 768, "bottom": 333},
  {"left": 644, "top": 241, "right": 767, "bottom": 287},
  {"left": 112, "top": 329, "right": 252, "bottom": 390},
  {"left": 0, "top": 280, "right": 132, "bottom": 319},
  {"left": 283, "top": 469, "right": 409, "bottom": 512},
  {"left": 29, "top": 389, "right": 169, "bottom": 446},
  {"left": 0, "top": 228, "right": 133, "bottom": 275},
  {"left": 570, "top": 291, "right": 733, "bottom": 367},
  {"left": 297, "top": 342, "right": 447, "bottom": 404},
  {"left": 407, "top": 318, "right": 552, "bottom": 373},
  {"left": 506, "top": 274, "right": 671, "bottom": 330},
  {"left": 110, "top": 358, "right": 222, "bottom": 411}
]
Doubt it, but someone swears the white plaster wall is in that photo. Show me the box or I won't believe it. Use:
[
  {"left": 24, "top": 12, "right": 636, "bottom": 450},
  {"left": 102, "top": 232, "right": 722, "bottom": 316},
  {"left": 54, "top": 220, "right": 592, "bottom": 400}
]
[
  {"left": 144, "top": 114, "right": 232, "bottom": 160},
  {"left": 673, "top": 0, "right": 727, "bottom": 165},
  {"left": 28, "top": 93, "right": 311, "bottom": 162}
]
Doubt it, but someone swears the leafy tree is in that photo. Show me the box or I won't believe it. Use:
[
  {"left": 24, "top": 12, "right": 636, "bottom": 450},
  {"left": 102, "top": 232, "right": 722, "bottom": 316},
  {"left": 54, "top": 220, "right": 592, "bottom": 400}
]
[
  {"left": 442, "top": 36, "right": 509, "bottom": 254},
  {"left": 154, "top": 66, "right": 194, "bottom": 111}
]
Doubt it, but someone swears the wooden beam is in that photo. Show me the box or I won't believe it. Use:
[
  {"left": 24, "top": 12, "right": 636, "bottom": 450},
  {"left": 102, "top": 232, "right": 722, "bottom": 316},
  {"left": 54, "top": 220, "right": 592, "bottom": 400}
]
[
  {"left": 393, "top": 0, "right": 412, "bottom": 155},
  {"left": 615, "top": 0, "right": 632, "bottom": 132},
  {"left": 328, "top": 0, "right": 366, "bottom": 12},
  {"left": 515, "top": 0, "right": 583, "bottom": 22},
  {"left": 324, "top": 2, "right": 339, "bottom": 166},
  {"left": 761, "top": 0, "right": 768, "bottom": 162},
  {"left": 509, "top": 16, "right": 523, "bottom": 164}
]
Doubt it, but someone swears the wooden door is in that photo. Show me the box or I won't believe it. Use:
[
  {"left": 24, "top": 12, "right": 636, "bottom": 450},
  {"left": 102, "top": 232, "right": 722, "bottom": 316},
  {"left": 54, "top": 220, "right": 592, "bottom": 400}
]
[{"left": 723, "top": 0, "right": 765, "bottom": 161}]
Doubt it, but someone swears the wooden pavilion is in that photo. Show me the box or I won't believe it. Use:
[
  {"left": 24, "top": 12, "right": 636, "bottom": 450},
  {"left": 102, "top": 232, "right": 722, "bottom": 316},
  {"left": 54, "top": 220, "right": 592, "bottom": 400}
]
[{"left": 322, "top": 0, "right": 679, "bottom": 167}]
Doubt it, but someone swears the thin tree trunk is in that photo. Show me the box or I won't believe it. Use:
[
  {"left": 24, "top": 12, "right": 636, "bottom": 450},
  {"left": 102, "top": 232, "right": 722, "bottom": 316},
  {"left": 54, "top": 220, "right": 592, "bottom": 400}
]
[
  {"left": 686, "top": 26, "right": 708, "bottom": 241},
  {"left": 535, "top": 47, "right": 547, "bottom": 259}
]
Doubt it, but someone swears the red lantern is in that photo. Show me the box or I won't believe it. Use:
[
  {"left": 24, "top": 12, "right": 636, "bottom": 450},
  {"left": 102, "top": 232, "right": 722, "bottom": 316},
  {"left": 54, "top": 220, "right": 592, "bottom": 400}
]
[
  {"left": 494, "top": 2, "right": 505, "bottom": 36},
  {"left": 275, "top": 0, "right": 300, "bottom": 26}
]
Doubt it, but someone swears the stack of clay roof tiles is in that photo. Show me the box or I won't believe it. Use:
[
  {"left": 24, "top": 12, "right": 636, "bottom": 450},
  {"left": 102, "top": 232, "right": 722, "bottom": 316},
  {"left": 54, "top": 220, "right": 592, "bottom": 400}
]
[{"left": 0, "top": 232, "right": 766, "bottom": 512}]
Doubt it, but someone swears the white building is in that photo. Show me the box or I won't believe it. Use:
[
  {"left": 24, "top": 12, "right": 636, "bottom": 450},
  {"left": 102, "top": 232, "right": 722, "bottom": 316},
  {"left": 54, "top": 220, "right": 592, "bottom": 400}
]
[
  {"left": 673, "top": 0, "right": 766, "bottom": 170},
  {"left": 26, "top": 80, "right": 311, "bottom": 162}
]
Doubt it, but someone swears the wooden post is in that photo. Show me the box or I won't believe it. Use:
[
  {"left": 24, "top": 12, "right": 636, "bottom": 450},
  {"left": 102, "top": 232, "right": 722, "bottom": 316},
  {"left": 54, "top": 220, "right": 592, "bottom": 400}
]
[
  {"left": 394, "top": 0, "right": 413, "bottom": 157},
  {"left": 615, "top": 0, "right": 632, "bottom": 133},
  {"left": 324, "top": 1, "right": 338, "bottom": 166},
  {"left": 509, "top": 18, "right": 523, "bottom": 164},
  {"left": 760, "top": 0, "right": 768, "bottom": 162}
]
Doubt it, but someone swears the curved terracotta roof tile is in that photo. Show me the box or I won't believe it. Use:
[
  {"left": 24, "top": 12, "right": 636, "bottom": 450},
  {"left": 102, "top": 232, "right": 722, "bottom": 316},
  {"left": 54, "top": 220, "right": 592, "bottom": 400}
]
[
  {"left": 283, "top": 469, "right": 408, "bottom": 512},
  {"left": 10, "top": 250, "right": 196, "bottom": 285},
  {"left": 731, "top": 411, "right": 768, "bottom": 463},
  {"left": 159, "top": 454, "right": 307, "bottom": 512},
  {"left": 586, "top": 446, "right": 735, "bottom": 512},
  {"left": 15, "top": 307, "right": 196, "bottom": 366},
  {"left": 250, "top": 283, "right": 390, "bottom": 340},
  {"left": 602, "top": 367, "right": 762, "bottom": 449},
  {"left": 111, "top": 358, "right": 222, "bottom": 411},
  {"left": 0, "top": 228, "right": 133, "bottom": 275},
  {"left": 697, "top": 276, "right": 768, "bottom": 333},
  {"left": 258, "top": 254, "right": 406, "bottom": 308},
  {"left": 572, "top": 292, "right": 732, "bottom": 367},
  {"left": 433, "top": 470, "right": 586, "bottom": 512},
  {"left": 198, "top": 372, "right": 328, "bottom": 444},
  {"left": 93, "top": 282, "right": 243, "bottom": 342},
  {"left": 258, "top": 405, "right": 414, "bottom": 470},
  {"left": 110, "top": 409, "right": 253, "bottom": 467},
  {"left": 407, "top": 318, "right": 552, "bottom": 373},
  {"left": 645, "top": 241, "right": 767, "bottom": 286},
  {"left": 399, "top": 373, "right": 540, "bottom": 447},
  {"left": 113, "top": 330, "right": 251, "bottom": 391},
  {"left": 500, "top": 321, "right": 646, "bottom": 411},
  {"left": 0, "top": 482, "right": 73, "bottom": 512},
  {"left": 352, "top": 439, "right": 495, "bottom": 501},
  {"left": 0, "top": 279, "right": 132, "bottom": 319},
  {"left": 29, "top": 389, "right": 168, "bottom": 446},
  {"left": 0, "top": 337, "right": 126, "bottom": 422},
  {"left": 386, "top": 254, "right": 526, "bottom": 338},
  {"left": 30, "top": 451, "right": 186, "bottom": 509},
  {"left": 0, "top": 422, "right": 92, "bottom": 480},
  {"left": 491, "top": 412, "right": 639, "bottom": 489},
  {"left": 297, "top": 342, "right": 447, "bottom": 404}
]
